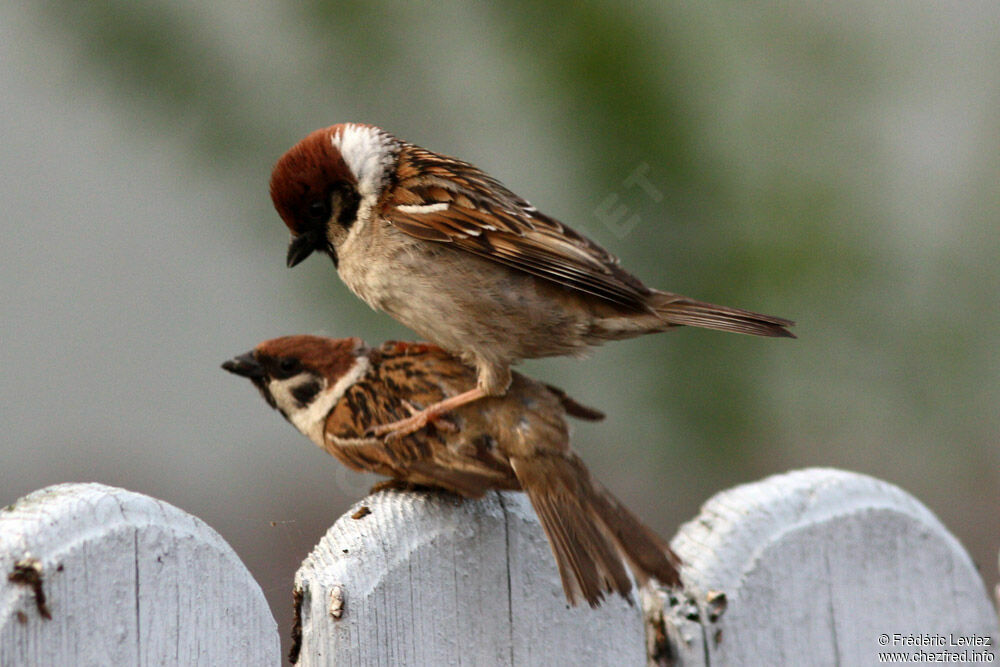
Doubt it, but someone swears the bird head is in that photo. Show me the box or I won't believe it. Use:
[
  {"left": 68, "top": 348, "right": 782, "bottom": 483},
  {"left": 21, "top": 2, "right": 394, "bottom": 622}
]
[
  {"left": 223, "top": 335, "right": 369, "bottom": 446},
  {"left": 269, "top": 123, "right": 398, "bottom": 268}
]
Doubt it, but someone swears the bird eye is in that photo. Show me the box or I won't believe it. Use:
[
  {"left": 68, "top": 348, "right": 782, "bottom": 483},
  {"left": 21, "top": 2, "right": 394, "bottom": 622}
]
[
  {"left": 306, "top": 198, "right": 329, "bottom": 223},
  {"left": 278, "top": 358, "right": 301, "bottom": 375}
]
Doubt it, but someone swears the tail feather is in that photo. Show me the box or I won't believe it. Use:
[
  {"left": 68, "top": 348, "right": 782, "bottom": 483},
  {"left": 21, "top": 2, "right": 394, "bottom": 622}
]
[
  {"left": 530, "top": 491, "right": 631, "bottom": 606},
  {"left": 651, "top": 291, "right": 796, "bottom": 339},
  {"left": 511, "top": 454, "right": 681, "bottom": 607},
  {"left": 584, "top": 479, "right": 681, "bottom": 588}
]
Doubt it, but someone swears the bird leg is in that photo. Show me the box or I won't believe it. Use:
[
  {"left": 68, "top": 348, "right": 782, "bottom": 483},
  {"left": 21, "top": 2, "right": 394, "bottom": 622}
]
[
  {"left": 398, "top": 398, "right": 458, "bottom": 433},
  {"left": 367, "top": 387, "right": 485, "bottom": 439}
]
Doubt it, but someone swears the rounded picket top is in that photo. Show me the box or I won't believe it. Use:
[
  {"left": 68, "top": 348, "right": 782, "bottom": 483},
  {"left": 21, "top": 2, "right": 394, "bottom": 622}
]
[
  {"left": 656, "top": 468, "right": 998, "bottom": 666},
  {"left": 294, "top": 488, "right": 646, "bottom": 666},
  {"left": 1, "top": 482, "right": 279, "bottom": 666}
]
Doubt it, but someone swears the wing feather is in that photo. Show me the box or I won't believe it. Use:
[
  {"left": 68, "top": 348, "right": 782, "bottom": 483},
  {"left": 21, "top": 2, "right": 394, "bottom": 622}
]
[{"left": 385, "top": 145, "right": 651, "bottom": 310}]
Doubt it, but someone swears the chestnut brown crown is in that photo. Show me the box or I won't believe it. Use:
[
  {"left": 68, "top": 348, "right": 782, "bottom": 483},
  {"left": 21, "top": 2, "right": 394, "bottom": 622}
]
[
  {"left": 222, "top": 335, "right": 365, "bottom": 411},
  {"left": 269, "top": 126, "right": 370, "bottom": 267},
  {"left": 269, "top": 128, "right": 354, "bottom": 235}
]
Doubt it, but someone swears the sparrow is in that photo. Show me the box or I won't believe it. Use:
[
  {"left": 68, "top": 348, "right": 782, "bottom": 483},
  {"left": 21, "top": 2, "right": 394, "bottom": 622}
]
[
  {"left": 223, "top": 335, "right": 682, "bottom": 607},
  {"left": 270, "top": 123, "right": 794, "bottom": 435}
]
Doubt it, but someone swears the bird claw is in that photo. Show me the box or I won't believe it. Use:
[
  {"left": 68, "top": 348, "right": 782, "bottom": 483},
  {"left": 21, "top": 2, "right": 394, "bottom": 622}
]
[
  {"left": 364, "top": 387, "right": 484, "bottom": 440},
  {"left": 365, "top": 402, "right": 458, "bottom": 440}
]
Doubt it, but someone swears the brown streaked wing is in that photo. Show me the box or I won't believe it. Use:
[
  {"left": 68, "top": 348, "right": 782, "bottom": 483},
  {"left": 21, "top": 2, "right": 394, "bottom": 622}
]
[
  {"left": 325, "top": 344, "right": 518, "bottom": 494},
  {"left": 385, "top": 145, "right": 652, "bottom": 310}
]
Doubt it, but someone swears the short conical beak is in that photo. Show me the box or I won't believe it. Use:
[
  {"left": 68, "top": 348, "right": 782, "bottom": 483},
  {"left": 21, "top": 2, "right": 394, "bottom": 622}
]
[
  {"left": 286, "top": 230, "right": 322, "bottom": 268},
  {"left": 222, "top": 352, "right": 265, "bottom": 380}
]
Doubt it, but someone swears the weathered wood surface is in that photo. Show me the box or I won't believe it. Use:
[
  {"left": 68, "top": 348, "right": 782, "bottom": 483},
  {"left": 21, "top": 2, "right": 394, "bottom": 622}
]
[
  {"left": 4, "top": 470, "right": 995, "bottom": 666},
  {"left": 293, "top": 489, "right": 646, "bottom": 666},
  {"left": 0, "top": 483, "right": 278, "bottom": 666},
  {"left": 654, "top": 468, "right": 998, "bottom": 666}
]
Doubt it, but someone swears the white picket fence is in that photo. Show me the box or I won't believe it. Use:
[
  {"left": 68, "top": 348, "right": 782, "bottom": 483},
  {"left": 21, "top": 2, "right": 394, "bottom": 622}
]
[{"left": 2, "top": 468, "right": 996, "bottom": 666}]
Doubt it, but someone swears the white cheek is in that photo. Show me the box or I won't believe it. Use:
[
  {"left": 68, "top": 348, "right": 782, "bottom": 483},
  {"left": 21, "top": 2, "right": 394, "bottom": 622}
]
[
  {"left": 274, "top": 358, "right": 371, "bottom": 448},
  {"left": 267, "top": 379, "right": 301, "bottom": 416},
  {"left": 331, "top": 124, "right": 396, "bottom": 197}
]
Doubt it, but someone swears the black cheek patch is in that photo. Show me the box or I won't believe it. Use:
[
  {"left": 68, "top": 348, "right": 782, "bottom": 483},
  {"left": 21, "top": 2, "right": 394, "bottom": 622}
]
[
  {"left": 337, "top": 188, "right": 361, "bottom": 230},
  {"left": 291, "top": 380, "right": 322, "bottom": 407}
]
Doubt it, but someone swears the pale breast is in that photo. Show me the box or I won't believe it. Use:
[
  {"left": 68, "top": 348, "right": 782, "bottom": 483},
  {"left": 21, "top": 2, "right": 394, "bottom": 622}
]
[{"left": 337, "top": 224, "right": 594, "bottom": 362}]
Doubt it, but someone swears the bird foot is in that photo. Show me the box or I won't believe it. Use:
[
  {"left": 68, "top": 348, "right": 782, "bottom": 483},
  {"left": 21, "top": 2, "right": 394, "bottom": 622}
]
[{"left": 366, "top": 387, "right": 486, "bottom": 440}]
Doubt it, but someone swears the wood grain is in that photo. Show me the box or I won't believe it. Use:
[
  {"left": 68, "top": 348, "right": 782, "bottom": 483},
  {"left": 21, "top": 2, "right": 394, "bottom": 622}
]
[
  {"left": 655, "top": 468, "right": 998, "bottom": 666},
  {"left": 0, "top": 483, "right": 278, "bottom": 666},
  {"left": 294, "top": 489, "right": 646, "bottom": 666}
]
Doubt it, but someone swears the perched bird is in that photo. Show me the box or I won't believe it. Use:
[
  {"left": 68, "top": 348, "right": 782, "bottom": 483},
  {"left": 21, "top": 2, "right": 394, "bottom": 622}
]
[
  {"left": 223, "top": 335, "right": 681, "bottom": 606},
  {"left": 269, "top": 124, "right": 795, "bottom": 436}
]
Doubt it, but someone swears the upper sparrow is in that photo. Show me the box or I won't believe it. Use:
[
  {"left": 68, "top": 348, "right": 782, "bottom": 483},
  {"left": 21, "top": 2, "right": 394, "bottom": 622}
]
[
  {"left": 270, "top": 123, "right": 794, "bottom": 435},
  {"left": 223, "top": 335, "right": 681, "bottom": 606}
]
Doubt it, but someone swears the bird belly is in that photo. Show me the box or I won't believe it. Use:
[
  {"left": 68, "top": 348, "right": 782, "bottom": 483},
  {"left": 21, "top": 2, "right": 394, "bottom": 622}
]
[{"left": 340, "top": 239, "right": 594, "bottom": 364}]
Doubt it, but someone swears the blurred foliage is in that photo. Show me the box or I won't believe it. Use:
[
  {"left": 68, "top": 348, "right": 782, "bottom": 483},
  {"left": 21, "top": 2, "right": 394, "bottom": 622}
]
[{"left": 44, "top": 2, "right": 256, "bottom": 161}]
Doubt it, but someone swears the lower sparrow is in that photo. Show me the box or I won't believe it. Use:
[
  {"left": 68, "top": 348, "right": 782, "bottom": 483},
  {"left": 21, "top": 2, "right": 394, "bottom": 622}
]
[{"left": 224, "top": 335, "right": 681, "bottom": 606}]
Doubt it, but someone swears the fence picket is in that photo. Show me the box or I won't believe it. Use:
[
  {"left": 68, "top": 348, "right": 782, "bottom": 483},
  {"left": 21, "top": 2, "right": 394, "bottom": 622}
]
[
  {"left": 293, "top": 489, "right": 646, "bottom": 666},
  {"left": 1, "top": 483, "right": 278, "bottom": 666},
  {"left": 655, "top": 468, "right": 998, "bottom": 665}
]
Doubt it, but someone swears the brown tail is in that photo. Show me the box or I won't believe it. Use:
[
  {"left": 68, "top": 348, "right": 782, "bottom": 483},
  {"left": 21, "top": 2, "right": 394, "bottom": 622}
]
[
  {"left": 510, "top": 453, "right": 681, "bottom": 607},
  {"left": 651, "top": 290, "right": 796, "bottom": 338},
  {"left": 542, "top": 383, "right": 606, "bottom": 422}
]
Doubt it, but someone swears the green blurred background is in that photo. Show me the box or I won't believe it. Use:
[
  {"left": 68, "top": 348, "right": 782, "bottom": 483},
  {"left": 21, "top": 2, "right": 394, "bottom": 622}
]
[{"left": 3, "top": 1, "right": 997, "bottom": 655}]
